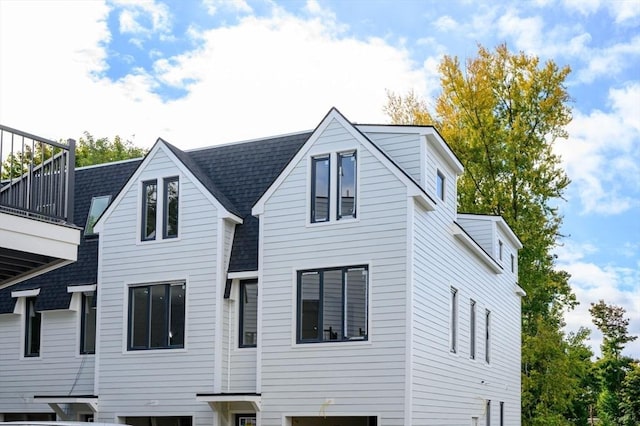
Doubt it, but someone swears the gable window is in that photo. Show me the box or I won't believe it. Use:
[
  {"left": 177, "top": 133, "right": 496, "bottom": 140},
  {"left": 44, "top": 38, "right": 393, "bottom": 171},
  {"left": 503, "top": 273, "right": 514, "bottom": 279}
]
[
  {"left": 80, "top": 293, "right": 97, "bottom": 354},
  {"left": 311, "top": 156, "right": 330, "bottom": 223},
  {"left": 128, "top": 282, "right": 185, "bottom": 350},
  {"left": 239, "top": 280, "right": 258, "bottom": 348},
  {"left": 470, "top": 299, "right": 476, "bottom": 359},
  {"left": 163, "top": 177, "right": 179, "bottom": 238},
  {"left": 485, "top": 309, "right": 491, "bottom": 363},
  {"left": 436, "top": 169, "right": 445, "bottom": 201},
  {"left": 450, "top": 287, "right": 458, "bottom": 353},
  {"left": 337, "top": 151, "right": 357, "bottom": 219},
  {"left": 85, "top": 195, "right": 111, "bottom": 236},
  {"left": 297, "top": 265, "right": 367, "bottom": 343},
  {"left": 25, "top": 297, "right": 41, "bottom": 357},
  {"left": 141, "top": 180, "right": 157, "bottom": 241}
]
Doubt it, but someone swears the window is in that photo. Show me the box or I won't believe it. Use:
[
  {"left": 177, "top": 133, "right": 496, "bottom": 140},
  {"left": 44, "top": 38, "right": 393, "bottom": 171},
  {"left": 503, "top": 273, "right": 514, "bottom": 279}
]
[
  {"left": 24, "top": 297, "right": 41, "bottom": 357},
  {"left": 486, "top": 400, "right": 491, "bottom": 426},
  {"left": 141, "top": 180, "right": 157, "bottom": 241},
  {"left": 450, "top": 287, "right": 458, "bottom": 353},
  {"left": 311, "top": 156, "right": 330, "bottom": 223},
  {"left": 80, "top": 293, "right": 97, "bottom": 354},
  {"left": 84, "top": 195, "right": 111, "bottom": 236},
  {"left": 163, "top": 177, "right": 179, "bottom": 238},
  {"left": 485, "top": 309, "right": 491, "bottom": 363},
  {"left": 436, "top": 169, "right": 445, "bottom": 201},
  {"left": 239, "top": 280, "right": 258, "bottom": 347},
  {"left": 298, "top": 266, "right": 368, "bottom": 343},
  {"left": 470, "top": 299, "right": 476, "bottom": 359},
  {"left": 500, "top": 402, "right": 504, "bottom": 426},
  {"left": 128, "top": 282, "right": 185, "bottom": 350},
  {"left": 338, "top": 151, "right": 356, "bottom": 219},
  {"left": 498, "top": 240, "right": 503, "bottom": 260}
]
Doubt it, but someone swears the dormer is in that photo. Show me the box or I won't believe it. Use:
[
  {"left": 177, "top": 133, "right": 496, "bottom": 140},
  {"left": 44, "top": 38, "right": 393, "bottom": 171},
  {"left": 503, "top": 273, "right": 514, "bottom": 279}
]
[{"left": 357, "top": 125, "right": 463, "bottom": 217}]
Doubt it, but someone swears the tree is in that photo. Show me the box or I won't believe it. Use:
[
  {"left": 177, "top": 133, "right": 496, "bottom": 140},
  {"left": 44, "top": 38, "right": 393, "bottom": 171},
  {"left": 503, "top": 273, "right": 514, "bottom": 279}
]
[
  {"left": 589, "top": 300, "right": 637, "bottom": 425},
  {"left": 384, "top": 43, "right": 578, "bottom": 425},
  {"left": 75, "top": 132, "right": 146, "bottom": 167}
]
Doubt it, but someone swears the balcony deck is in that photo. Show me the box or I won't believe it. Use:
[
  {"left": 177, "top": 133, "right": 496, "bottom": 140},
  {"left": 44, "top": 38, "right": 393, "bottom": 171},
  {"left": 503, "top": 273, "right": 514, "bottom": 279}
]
[{"left": 0, "top": 125, "right": 80, "bottom": 288}]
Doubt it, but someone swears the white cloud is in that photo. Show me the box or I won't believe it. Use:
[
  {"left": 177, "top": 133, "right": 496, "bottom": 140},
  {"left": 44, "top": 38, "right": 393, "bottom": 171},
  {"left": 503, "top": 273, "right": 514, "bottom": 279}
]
[
  {"left": 556, "top": 83, "right": 640, "bottom": 215},
  {"left": 0, "top": 0, "right": 426, "bottom": 150},
  {"left": 558, "top": 242, "right": 640, "bottom": 359}
]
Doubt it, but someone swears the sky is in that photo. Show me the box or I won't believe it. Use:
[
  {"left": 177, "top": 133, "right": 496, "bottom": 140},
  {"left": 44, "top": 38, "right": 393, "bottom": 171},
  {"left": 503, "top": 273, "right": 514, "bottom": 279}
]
[{"left": 0, "top": 0, "right": 638, "bottom": 358}]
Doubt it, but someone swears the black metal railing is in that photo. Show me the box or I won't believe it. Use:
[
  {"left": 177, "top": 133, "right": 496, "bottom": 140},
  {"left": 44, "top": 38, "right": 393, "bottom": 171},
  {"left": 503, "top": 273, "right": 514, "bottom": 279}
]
[{"left": 0, "top": 124, "right": 75, "bottom": 224}]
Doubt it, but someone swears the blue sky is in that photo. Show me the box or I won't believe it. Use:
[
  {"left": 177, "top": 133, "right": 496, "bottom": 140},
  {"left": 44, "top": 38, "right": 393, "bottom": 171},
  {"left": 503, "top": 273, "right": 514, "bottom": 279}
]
[{"left": 0, "top": 0, "right": 638, "bottom": 358}]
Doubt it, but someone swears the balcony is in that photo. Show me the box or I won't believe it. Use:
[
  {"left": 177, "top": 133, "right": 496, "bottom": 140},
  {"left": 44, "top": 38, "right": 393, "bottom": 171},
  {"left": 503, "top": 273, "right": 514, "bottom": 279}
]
[{"left": 0, "top": 124, "right": 80, "bottom": 288}]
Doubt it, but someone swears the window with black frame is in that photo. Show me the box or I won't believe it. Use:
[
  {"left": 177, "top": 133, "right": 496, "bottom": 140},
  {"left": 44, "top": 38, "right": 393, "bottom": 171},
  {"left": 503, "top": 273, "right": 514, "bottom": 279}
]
[
  {"left": 297, "top": 266, "right": 367, "bottom": 343},
  {"left": 239, "top": 280, "right": 258, "bottom": 347},
  {"left": 128, "top": 282, "right": 185, "bottom": 350}
]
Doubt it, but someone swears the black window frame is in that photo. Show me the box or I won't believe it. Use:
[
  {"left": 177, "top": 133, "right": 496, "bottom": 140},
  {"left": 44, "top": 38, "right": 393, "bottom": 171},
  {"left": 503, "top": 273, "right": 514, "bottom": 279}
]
[
  {"left": 436, "top": 169, "right": 445, "bottom": 201},
  {"left": 24, "top": 297, "right": 41, "bottom": 357},
  {"left": 310, "top": 155, "right": 330, "bottom": 223},
  {"left": 80, "top": 292, "right": 97, "bottom": 355},
  {"left": 163, "top": 176, "right": 179, "bottom": 239},
  {"left": 485, "top": 309, "right": 491, "bottom": 363},
  {"left": 297, "top": 265, "right": 368, "bottom": 344},
  {"left": 450, "top": 287, "right": 458, "bottom": 353},
  {"left": 141, "top": 180, "right": 158, "bottom": 241},
  {"left": 470, "top": 299, "right": 476, "bottom": 359},
  {"left": 127, "top": 282, "right": 186, "bottom": 351},
  {"left": 337, "top": 151, "right": 357, "bottom": 220},
  {"left": 84, "top": 195, "right": 111, "bottom": 237},
  {"left": 239, "top": 279, "right": 258, "bottom": 348}
]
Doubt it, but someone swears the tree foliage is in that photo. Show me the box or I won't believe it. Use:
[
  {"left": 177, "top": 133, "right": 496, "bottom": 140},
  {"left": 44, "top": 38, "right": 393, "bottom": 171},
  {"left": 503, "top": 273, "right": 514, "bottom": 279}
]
[{"left": 384, "top": 43, "right": 579, "bottom": 424}]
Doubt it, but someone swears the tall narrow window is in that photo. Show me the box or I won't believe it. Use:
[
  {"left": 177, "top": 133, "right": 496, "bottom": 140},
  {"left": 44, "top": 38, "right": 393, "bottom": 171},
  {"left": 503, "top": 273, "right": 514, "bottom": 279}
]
[
  {"left": 485, "top": 309, "right": 491, "bottom": 363},
  {"left": 470, "top": 299, "right": 476, "bottom": 359},
  {"left": 25, "top": 297, "right": 41, "bottom": 357},
  {"left": 338, "top": 152, "right": 356, "bottom": 219},
  {"left": 450, "top": 287, "right": 458, "bottom": 353},
  {"left": 486, "top": 400, "right": 491, "bottom": 426},
  {"left": 311, "top": 156, "right": 330, "bottom": 223},
  {"left": 141, "top": 180, "right": 157, "bottom": 241},
  {"left": 436, "top": 170, "right": 445, "bottom": 201},
  {"left": 80, "top": 293, "right": 97, "bottom": 354},
  {"left": 298, "top": 266, "right": 368, "bottom": 343},
  {"left": 129, "top": 282, "right": 185, "bottom": 350},
  {"left": 163, "top": 177, "right": 179, "bottom": 238},
  {"left": 84, "top": 195, "right": 111, "bottom": 236},
  {"left": 239, "top": 280, "right": 258, "bottom": 347}
]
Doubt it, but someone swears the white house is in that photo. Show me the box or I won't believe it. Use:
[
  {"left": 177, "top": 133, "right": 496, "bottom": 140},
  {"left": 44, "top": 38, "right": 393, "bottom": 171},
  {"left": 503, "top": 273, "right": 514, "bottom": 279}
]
[{"left": 0, "top": 108, "right": 524, "bottom": 426}]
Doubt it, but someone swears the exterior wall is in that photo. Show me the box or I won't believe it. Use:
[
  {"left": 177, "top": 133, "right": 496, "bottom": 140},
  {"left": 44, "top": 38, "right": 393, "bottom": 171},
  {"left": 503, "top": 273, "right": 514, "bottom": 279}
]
[
  {"left": 95, "top": 147, "right": 218, "bottom": 424},
  {"left": 411, "top": 200, "right": 522, "bottom": 425},
  {"left": 259, "top": 118, "right": 409, "bottom": 425},
  {"left": 361, "top": 130, "right": 422, "bottom": 183},
  {"left": 0, "top": 308, "right": 94, "bottom": 417}
]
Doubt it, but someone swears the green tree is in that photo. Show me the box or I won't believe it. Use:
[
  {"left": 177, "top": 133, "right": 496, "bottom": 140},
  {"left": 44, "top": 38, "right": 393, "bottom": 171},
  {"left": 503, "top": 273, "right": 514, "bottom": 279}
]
[
  {"left": 589, "top": 300, "right": 637, "bottom": 425},
  {"left": 384, "top": 43, "right": 579, "bottom": 425},
  {"left": 75, "top": 132, "right": 146, "bottom": 167}
]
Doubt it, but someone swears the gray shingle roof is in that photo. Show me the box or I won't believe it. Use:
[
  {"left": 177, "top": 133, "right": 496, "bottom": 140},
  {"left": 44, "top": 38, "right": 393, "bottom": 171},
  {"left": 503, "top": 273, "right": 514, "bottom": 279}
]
[{"left": 0, "top": 131, "right": 311, "bottom": 312}]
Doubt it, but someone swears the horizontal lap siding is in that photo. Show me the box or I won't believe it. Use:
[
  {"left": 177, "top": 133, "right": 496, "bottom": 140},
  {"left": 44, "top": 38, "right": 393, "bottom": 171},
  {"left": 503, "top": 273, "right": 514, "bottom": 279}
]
[
  {"left": 260, "top": 120, "right": 408, "bottom": 425},
  {"left": 96, "top": 148, "right": 217, "bottom": 423},
  {"left": 0, "top": 310, "right": 93, "bottom": 415},
  {"left": 411, "top": 203, "right": 521, "bottom": 425}
]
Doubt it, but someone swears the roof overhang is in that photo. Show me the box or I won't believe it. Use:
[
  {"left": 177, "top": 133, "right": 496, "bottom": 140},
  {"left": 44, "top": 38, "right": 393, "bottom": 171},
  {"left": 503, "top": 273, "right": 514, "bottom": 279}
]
[
  {"left": 196, "top": 393, "right": 261, "bottom": 412},
  {"left": 0, "top": 211, "right": 80, "bottom": 289}
]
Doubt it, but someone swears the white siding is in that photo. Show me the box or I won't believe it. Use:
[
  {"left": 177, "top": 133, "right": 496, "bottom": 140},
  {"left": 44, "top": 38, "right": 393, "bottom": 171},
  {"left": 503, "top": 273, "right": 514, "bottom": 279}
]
[
  {"left": 0, "top": 309, "right": 94, "bottom": 417},
  {"left": 259, "top": 119, "right": 409, "bottom": 425},
  {"left": 95, "top": 147, "right": 218, "bottom": 425},
  {"left": 411, "top": 201, "right": 521, "bottom": 425},
  {"left": 362, "top": 131, "right": 422, "bottom": 183}
]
